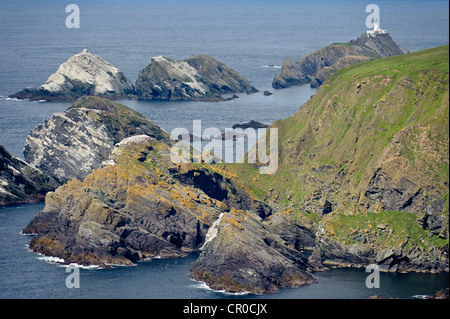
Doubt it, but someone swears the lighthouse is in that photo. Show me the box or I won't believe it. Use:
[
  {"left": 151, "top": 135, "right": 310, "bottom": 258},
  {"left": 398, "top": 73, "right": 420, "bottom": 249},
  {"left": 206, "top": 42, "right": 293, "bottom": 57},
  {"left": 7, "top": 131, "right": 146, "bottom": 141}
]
[
  {"left": 374, "top": 19, "right": 380, "bottom": 32},
  {"left": 367, "top": 17, "right": 387, "bottom": 36}
]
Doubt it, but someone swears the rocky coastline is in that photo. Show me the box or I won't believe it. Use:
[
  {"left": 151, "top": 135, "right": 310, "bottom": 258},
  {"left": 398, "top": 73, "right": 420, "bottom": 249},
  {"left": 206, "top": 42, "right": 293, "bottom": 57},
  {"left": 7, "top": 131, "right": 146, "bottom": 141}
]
[{"left": 5, "top": 45, "right": 448, "bottom": 295}]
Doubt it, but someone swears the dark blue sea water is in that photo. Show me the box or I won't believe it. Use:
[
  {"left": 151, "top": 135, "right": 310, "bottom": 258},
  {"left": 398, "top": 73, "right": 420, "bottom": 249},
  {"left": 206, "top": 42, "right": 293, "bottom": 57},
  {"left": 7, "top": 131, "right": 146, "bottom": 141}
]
[{"left": 0, "top": 0, "right": 448, "bottom": 299}]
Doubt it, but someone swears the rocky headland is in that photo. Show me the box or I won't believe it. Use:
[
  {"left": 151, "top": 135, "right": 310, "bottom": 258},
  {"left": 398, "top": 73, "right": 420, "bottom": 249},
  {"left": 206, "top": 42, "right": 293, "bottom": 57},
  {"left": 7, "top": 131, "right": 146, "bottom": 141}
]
[
  {"left": 272, "top": 32, "right": 409, "bottom": 89},
  {"left": 190, "top": 208, "right": 315, "bottom": 294},
  {"left": 135, "top": 54, "right": 258, "bottom": 101},
  {"left": 234, "top": 45, "right": 449, "bottom": 274},
  {"left": 10, "top": 49, "right": 134, "bottom": 101}
]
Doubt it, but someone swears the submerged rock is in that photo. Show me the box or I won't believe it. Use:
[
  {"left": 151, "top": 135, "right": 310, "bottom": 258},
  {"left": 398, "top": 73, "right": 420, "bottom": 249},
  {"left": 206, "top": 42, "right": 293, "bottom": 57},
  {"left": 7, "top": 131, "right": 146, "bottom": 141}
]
[
  {"left": 135, "top": 54, "right": 258, "bottom": 100},
  {"left": 23, "top": 96, "right": 169, "bottom": 184},
  {"left": 10, "top": 49, "right": 134, "bottom": 101},
  {"left": 232, "top": 120, "right": 269, "bottom": 130},
  {"left": 0, "top": 144, "right": 59, "bottom": 205},
  {"left": 272, "top": 32, "right": 409, "bottom": 89}
]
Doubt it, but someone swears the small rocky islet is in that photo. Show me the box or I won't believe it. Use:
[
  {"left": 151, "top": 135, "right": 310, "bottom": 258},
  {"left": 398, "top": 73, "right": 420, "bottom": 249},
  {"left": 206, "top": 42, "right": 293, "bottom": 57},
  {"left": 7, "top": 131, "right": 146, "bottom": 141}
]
[
  {"left": 10, "top": 49, "right": 258, "bottom": 102},
  {"left": 2, "top": 37, "right": 449, "bottom": 295}
]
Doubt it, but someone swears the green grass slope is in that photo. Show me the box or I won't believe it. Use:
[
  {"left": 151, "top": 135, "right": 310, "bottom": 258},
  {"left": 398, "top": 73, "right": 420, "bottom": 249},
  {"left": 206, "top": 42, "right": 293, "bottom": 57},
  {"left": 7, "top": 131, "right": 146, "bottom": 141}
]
[{"left": 229, "top": 45, "right": 448, "bottom": 242}]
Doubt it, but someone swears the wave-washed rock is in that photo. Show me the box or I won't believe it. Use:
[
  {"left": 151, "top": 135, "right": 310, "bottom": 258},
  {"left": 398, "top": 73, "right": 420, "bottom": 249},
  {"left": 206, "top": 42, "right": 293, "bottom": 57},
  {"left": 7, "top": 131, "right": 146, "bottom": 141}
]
[
  {"left": 190, "top": 209, "right": 315, "bottom": 294},
  {"left": 272, "top": 32, "right": 409, "bottom": 89},
  {"left": 10, "top": 49, "right": 134, "bottom": 101},
  {"left": 135, "top": 54, "right": 258, "bottom": 101}
]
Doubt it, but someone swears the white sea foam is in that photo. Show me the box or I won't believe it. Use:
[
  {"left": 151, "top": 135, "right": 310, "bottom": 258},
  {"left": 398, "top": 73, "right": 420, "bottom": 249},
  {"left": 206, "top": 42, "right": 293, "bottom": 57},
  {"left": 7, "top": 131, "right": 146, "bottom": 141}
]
[
  {"left": 37, "top": 256, "right": 65, "bottom": 264},
  {"left": 60, "top": 263, "right": 100, "bottom": 270},
  {"left": 1, "top": 97, "right": 21, "bottom": 101},
  {"left": 261, "top": 64, "right": 281, "bottom": 68},
  {"left": 189, "top": 278, "right": 250, "bottom": 296}
]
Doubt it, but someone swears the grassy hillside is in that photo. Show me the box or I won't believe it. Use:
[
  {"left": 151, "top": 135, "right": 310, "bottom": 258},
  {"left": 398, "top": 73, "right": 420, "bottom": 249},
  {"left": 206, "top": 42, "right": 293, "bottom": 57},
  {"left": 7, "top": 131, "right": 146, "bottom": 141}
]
[
  {"left": 221, "top": 45, "right": 450, "bottom": 270},
  {"left": 232, "top": 45, "right": 448, "bottom": 214}
]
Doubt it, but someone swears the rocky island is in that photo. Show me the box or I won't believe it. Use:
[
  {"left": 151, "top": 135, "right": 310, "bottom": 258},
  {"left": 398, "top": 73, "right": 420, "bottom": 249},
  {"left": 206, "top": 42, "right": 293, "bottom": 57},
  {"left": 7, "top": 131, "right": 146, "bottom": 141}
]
[
  {"left": 135, "top": 54, "right": 258, "bottom": 101},
  {"left": 10, "top": 51, "right": 258, "bottom": 103},
  {"left": 10, "top": 49, "right": 135, "bottom": 101},
  {"left": 272, "top": 32, "right": 409, "bottom": 89}
]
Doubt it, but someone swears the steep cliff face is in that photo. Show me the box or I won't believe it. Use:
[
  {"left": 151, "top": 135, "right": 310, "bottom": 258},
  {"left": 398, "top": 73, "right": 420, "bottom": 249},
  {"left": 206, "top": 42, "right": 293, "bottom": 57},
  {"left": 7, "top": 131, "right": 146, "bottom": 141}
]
[
  {"left": 10, "top": 49, "right": 134, "bottom": 101},
  {"left": 234, "top": 45, "right": 449, "bottom": 272},
  {"left": 22, "top": 110, "right": 314, "bottom": 292},
  {"left": 135, "top": 54, "right": 258, "bottom": 100},
  {"left": 190, "top": 209, "right": 315, "bottom": 294},
  {"left": 23, "top": 136, "right": 223, "bottom": 265},
  {"left": 22, "top": 135, "right": 273, "bottom": 270},
  {"left": 0, "top": 144, "right": 59, "bottom": 205},
  {"left": 273, "top": 33, "right": 409, "bottom": 89},
  {"left": 24, "top": 96, "right": 169, "bottom": 184}
]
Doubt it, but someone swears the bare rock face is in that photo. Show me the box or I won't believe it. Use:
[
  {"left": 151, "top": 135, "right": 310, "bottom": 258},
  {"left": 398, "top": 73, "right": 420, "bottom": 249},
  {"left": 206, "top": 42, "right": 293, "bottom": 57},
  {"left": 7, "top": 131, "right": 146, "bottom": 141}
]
[
  {"left": 135, "top": 54, "right": 258, "bottom": 100},
  {"left": 273, "top": 32, "right": 409, "bottom": 89},
  {"left": 10, "top": 49, "right": 134, "bottom": 101},
  {"left": 0, "top": 144, "right": 59, "bottom": 205},
  {"left": 22, "top": 135, "right": 271, "bottom": 270},
  {"left": 190, "top": 209, "right": 315, "bottom": 294},
  {"left": 23, "top": 96, "right": 169, "bottom": 184}
]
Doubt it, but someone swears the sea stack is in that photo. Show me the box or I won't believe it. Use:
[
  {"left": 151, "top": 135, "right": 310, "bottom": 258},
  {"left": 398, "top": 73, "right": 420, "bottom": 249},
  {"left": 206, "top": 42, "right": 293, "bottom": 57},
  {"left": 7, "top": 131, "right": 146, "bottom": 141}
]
[
  {"left": 10, "top": 49, "right": 134, "bottom": 101},
  {"left": 135, "top": 54, "right": 258, "bottom": 101}
]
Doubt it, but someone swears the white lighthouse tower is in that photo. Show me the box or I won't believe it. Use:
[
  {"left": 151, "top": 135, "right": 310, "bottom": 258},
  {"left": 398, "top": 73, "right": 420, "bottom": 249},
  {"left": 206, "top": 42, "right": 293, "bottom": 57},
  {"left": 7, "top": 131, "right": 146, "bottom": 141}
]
[
  {"left": 373, "top": 18, "right": 380, "bottom": 32},
  {"left": 367, "top": 17, "right": 387, "bottom": 36}
]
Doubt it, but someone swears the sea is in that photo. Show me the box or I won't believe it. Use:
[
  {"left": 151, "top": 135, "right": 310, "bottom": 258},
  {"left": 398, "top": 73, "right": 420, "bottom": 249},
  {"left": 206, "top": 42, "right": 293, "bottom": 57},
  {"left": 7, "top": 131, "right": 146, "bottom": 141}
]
[{"left": 0, "top": 0, "right": 448, "bottom": 299}]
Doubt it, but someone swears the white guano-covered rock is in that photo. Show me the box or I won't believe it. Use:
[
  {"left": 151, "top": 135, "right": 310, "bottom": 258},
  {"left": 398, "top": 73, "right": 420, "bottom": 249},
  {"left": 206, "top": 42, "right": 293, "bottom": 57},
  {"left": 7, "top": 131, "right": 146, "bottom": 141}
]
[{"left": 41, "top": 49, "right": 134, "bottom": 96}]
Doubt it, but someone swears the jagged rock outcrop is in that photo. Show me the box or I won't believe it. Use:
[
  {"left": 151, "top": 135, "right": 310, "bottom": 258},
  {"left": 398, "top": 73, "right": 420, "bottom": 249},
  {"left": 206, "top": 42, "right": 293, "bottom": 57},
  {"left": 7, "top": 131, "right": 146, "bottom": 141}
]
[
  {"left": 10, "top": 49, "right": 134, "bottom": 101},
  {"left": 135, "top": 54, "right": 258, "bottom": 100},
  {"left": 273, "top": 32, "right": 409, "bottom": 89},
  {"left": 0, "top": 144, "right": 59, "bottom": 205},
  {"left": 190, "top": 209, "right": 315, "bottom": 294},
  {"left": 22, "top": 134, "right": 271, "bottom": 269},
  {"left": 23, "top": 96, "right": 169, "bottom": 184}
]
